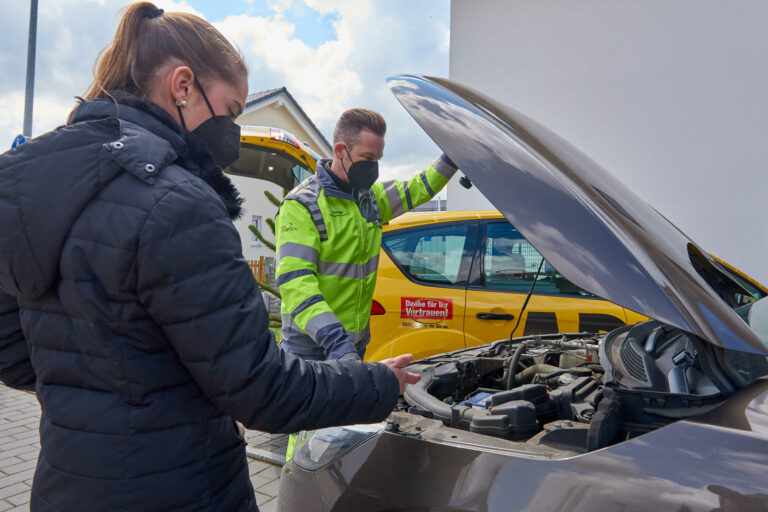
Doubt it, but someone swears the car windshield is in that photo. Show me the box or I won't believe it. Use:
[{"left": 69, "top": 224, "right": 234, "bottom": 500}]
[
  {"left": 727, "top": 297, "right": 768, "bottom": 383},
  {"left": 712, "top": 261, "right": 767, "bottom": 301}
]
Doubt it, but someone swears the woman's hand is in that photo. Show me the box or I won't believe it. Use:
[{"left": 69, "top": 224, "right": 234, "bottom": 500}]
[{"left": 379, "top": 354, "right": 421, "bottom": 395}]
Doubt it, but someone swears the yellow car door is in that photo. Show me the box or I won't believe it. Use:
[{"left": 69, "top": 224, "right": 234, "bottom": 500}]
[
  {"left": 365, "top": 220, "right": 478, "bottom": 362},
  {"left": 464, "top": 221, "right": 631, "bottom": 348}
]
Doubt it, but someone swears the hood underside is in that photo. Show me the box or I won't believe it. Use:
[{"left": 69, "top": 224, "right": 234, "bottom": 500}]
[{"left": 387, "top": 74, "right": 766, "bottom": 355}]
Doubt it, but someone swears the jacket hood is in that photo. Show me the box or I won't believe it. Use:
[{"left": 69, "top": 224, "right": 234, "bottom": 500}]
[
  {"left": 387, "top": 74, "right": 767, "bottom": 355},
  {"left": 0, "top": 94, "right": 242, "bottom": 300},
  {"left": 72, "top": 93, "right": 244, "bottom": 220}
]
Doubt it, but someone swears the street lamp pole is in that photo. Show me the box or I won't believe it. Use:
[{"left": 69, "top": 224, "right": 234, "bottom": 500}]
[{"left": 23, "top": 0, "right": 39, "bottom": 138}]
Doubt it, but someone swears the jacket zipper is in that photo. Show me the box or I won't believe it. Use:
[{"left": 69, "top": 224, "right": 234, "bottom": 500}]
[{"left": 355, "top": 195, "right": 368, "bottom": 333}]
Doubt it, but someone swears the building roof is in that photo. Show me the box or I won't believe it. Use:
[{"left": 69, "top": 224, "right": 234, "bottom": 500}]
[{"left": 244, "top": 87, "right": 333, "bottom": 152}]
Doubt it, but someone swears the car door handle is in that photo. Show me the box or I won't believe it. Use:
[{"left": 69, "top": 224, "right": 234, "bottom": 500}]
[{"left": 476, "top": 312, "right": 515, "bottom": 320}]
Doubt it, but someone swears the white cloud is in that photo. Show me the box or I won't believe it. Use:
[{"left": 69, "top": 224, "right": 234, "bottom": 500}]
[
  {"left": 154, "top": 0, "right": 204, "bottom": 16},
  {"left": 379, "top": 161, "right": 420, "bottom": 183},
  {"left": 0, "top": 0, "right": 449, "bottom": 179},
  {"left": 215, "top": 10, "right": 363, "bottom": 125},
  {"left": 211, "top": 0, "right": 450, "bottom": 179},
  {"left": 0, "top": 91, "right": 73, "bottom": 141}
]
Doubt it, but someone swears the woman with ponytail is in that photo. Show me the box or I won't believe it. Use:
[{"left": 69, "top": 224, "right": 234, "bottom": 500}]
[{"left": 0, "top": 3, "right": 414, "bottom": 510}]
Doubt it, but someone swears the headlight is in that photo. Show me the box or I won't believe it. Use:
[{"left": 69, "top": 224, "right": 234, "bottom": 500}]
[{"left": 292, "top": 422, "right": 385, "bottom": 470}]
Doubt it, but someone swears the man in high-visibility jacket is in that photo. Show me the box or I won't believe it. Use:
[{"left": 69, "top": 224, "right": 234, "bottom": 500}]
[
  {"left": 275, "top": 108, "right": 458, "bottom": 365},
  {"left": 276, "top": 109, "right": 457, "bottom": 460}
]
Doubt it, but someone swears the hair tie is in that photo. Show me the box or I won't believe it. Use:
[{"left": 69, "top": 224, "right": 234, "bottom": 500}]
[{"left": 148, "top": 8, "right": 164, "bottom": 19}]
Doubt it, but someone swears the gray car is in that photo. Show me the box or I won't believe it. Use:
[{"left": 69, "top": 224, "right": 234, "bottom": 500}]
[{"left": 277, "top": 75, "right": 768, "bottom": 512}]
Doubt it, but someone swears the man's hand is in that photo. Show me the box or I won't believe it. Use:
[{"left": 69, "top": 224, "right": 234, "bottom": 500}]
[{"left": 379, "top": 354, "right": 421, "bottom": 395}]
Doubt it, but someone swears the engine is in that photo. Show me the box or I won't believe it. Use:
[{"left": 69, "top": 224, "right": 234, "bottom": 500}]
[{"left": 401, "top": 320, "right": 730, "bottom": 453}]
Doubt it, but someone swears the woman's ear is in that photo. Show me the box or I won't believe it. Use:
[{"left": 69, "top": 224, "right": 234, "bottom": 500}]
[{"left": 170, "top": 66, "right": 194, "bottom": 105}]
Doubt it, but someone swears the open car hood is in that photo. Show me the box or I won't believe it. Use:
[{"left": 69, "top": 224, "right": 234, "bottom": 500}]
[{"left": 388, "top": 75, "right": 767, "bottom": 355}]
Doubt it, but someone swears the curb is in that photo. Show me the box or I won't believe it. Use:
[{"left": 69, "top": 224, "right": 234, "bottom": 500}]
[{"left": 246, "top": 445, "right": 286, "bottom": 467}]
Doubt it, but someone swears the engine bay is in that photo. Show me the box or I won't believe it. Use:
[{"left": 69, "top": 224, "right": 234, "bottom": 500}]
[{"left": 399, "top": 320, "right": 735, "bottom": 454}]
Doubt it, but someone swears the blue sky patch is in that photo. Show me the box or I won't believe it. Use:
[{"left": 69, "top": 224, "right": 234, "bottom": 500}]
[
  {"left": 191, "top": 0, "right": 257, "bottom": 21},
  {"left": 280, "top": 5, "right": 339, "bottom": 48},
  {"left": 191, "top": 1, "right": 338, "bottom": 48}
]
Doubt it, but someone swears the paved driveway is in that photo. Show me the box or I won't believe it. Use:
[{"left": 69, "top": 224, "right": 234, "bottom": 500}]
[{"left": 0, "top": 385, "right": 284, "bottom": 511}]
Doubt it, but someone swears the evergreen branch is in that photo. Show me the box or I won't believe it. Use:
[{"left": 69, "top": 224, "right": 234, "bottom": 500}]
[
  {"left": 256, "top": 279, "right": 281, "bottom": 299},
  {"left": 264, "top": 190, "right": 282, "bottom": 208},
  {"left": 248, "top": 224, "right": 276, "bottom": 252},
  {"left": 266, "top": 218, "right": 276, "bottom": 236}
]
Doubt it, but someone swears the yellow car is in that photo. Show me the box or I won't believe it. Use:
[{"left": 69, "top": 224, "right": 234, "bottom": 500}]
[{"left": 366, "top": 211, "right": 766, "bottom": 362}]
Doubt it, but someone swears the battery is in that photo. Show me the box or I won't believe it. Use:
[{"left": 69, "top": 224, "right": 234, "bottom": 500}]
[{"left": 459, "top": 391, "right": 494, "bottom": 409}]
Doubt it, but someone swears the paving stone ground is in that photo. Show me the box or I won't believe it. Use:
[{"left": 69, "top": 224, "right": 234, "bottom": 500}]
[
  {"left": 0, "top": 384, "right": 285, "bottom": 511},
  {"left": 244, "top": 429, "right": 288, "bottom": 466}
]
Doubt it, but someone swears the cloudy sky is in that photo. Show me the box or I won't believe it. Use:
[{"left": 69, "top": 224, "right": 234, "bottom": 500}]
[
  {"left": 2, "top": 0, "right": 766, "bottom": 288},
  {"left": 0, "top": 0, "right": 449, "bottom": 181}
]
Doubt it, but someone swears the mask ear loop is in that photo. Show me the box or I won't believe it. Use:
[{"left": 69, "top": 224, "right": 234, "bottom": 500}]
[
  {"left": 176, "top": 104, "right": 187, "bottom": 130},
  {"left": 339, "top": 144, "right": 353, "bottom": 180},
  {"left": 194, "top": 76, "right": 216, "bottom": 117}
]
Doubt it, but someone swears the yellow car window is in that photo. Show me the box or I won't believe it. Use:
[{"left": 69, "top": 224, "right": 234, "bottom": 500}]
[{"left": 382, "top": 223, "right": 473, "bottom": 286}]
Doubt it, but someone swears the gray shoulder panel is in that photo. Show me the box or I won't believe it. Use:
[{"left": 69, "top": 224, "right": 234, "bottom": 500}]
[{"left": 285, "top": 176, "right": 328, "bottom": 241}]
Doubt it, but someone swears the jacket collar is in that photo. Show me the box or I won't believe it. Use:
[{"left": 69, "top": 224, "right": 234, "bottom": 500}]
[
  {"left": 307, "top": 160, "right": 381, "bottom": 226},
  {"left": 316, "top": 159, "right": 356, "bottom": 200},
  {"left": 70, "top": 92, "right": 186, "bottom": 155},
  {"left": 70, "top": 93, "right": 244, "bottom": 220}
]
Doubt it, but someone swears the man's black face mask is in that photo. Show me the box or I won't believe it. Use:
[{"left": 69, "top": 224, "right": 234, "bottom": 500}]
[
  {"left": 177, "top": 77, "right": 241, "bottom": 169},
  {"left": 342, "top": 146, "right": 379, "bottom": 190}
]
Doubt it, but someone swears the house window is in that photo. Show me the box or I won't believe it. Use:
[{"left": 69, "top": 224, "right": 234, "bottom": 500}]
[{"left": 250, "top": 216, "right": 263, "bottom": 247}]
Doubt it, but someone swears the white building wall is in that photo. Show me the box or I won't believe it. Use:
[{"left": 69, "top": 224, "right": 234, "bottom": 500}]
[
  {"left": 449, "top": 0, "right": 768, "bottom": 284},
  {"left": 447, "top": 173, "right": 494, "bottom": 211},
  {"left": 230, "top": 175, "right": 284, "bottom": 261}
]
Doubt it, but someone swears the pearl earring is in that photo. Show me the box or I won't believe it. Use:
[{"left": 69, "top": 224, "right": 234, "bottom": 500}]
[{"left": 176, "top": 99, "right": 187, "bottom": 107}]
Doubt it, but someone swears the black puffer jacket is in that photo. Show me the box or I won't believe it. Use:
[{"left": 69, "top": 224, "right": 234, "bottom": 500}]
[{"left": 0, "top": 95, "right": 398, "bottom": 511}]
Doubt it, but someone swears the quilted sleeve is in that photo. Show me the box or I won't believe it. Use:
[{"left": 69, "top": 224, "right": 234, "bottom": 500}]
[{"left": 135, "top": 177, "right": 398, "bottom": 433}]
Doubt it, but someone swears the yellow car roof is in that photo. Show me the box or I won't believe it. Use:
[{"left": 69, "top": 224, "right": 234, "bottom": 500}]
[{"left": 383, "top": 210, "right": 503, "bottom": 231}]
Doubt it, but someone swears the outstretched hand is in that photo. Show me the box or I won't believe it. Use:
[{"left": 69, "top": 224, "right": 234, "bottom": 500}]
[{"left": 380, "top": 354, "right": 421, "bottom": 395}]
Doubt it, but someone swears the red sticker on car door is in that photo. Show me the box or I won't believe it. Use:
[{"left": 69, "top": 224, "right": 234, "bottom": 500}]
[{"left": 401, "top": 297, "right": 453, "bottom": 321}]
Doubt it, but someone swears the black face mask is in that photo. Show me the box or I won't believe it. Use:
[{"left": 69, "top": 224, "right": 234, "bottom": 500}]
[
  {"left": 177, "top": 77, "right": 241, "bottom": 169},
  {"left": 342, "top": 146, "right": 379, "bottom": 190}
]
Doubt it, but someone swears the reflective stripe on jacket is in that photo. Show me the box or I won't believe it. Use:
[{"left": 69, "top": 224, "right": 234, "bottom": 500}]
[{"left": 276, "top": 156, "right": 457, "bottom": 359}]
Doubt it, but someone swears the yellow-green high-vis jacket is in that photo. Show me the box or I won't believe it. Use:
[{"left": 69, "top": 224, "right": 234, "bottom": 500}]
[{"left": 275, "top": 155, "right": 458, "bottom": 360}]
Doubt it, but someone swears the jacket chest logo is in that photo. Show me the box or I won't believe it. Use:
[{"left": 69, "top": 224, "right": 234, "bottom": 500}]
[{"left": 329, "top": 210, "right": 347, "bottom": 216}]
